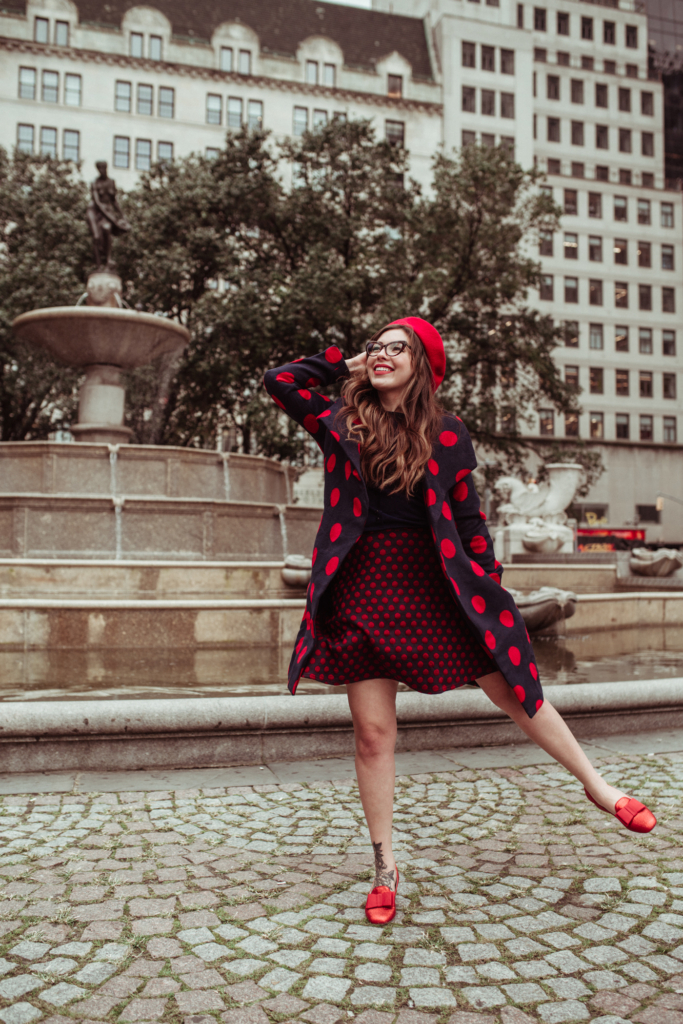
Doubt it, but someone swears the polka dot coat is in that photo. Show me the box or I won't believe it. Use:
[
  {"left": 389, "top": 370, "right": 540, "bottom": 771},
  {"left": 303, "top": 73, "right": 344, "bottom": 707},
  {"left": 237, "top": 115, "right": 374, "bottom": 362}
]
[{"left": 264, "top": 347, "right": 543, "bottom": 719}]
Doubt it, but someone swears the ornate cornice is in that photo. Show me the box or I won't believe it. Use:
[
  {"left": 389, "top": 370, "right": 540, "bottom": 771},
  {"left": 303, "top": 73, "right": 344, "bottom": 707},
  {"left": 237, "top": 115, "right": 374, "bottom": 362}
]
[{"left": 0, "top": 36, "right": 443, "bottom": 114}]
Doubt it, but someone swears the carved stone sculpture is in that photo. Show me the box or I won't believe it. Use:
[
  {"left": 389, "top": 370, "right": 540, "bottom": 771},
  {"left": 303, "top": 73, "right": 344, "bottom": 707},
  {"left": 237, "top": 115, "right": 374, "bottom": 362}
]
[
  {"left": 507, "top": 586, "right": 578, "bottom": 632},
  {"left": 629, "top": 547, "right": 683, "bottom": 577},
  {"left": 493, "top": 463, "right": 583, "bottom": 561},
  {"left": 86, "top": 161, "right": 130, "bottom": 271}
]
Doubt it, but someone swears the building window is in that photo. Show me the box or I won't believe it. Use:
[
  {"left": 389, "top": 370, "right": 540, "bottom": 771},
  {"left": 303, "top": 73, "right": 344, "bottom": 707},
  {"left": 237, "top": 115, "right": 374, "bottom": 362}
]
[
  {"left": 386, "top": 120, "right": 405, "bottom": 147},
  {"left": 615, "top": 326, "right": 629, "bottom": 351},
  {"left": 636, "top": 241, "right": 651, "bottom": 268},
  {"left": 42, "top": 71, "right": 59, "bottom": 104},
  {"left": 582, "top": 55, "right": 594, "bottom": 70},
  {"left": 239, "top": 50, "right": 251, "bottom": 76},
  {"left": 616, "top": 413, "right": 629, "bottom": 439},
  {"left": 462, "top": 86, "right": 475, "bottom": 112},
  {"left": 639, "top": 285, "right": 652, "bottom": 311},
  {"left": 588, "top": 193, "right": 602, "bottom": 218},
  {"left": 18, "top": 67, "right": 36, "bottom": 100},
  {"left": 613, "top": 239, "right": 627, "bottom": 265},
  {"left": 590, "top": 412, "right": 604, "bottom": 439},
  {"left": 564, "top": 189, "right": 577, "bottom": 215},
  {"left": 293, "top": 106, "right": 308, "bottom": 136},
  {"left": 571, "top": 162, "right": 585, "bottom": 178},
  {"left": 618, "top": 88, "right": 631, "bottom": 113},
  {"left": 596, "top": 165, "right": 609, "bottom": 181},
  {"left": 135, "top": 138, "right": 152, "bottom": 171},
  {"left": 63, "top": 128, "right": 79, "bottom": 161},
  {"left": 662, "top": 245, "right": 675, "bottom": 271},
  {"left": 501, "top": 93, "right": 515, "bottom": 118},
  {"left": 571, "top": 121, "right": 584, "bottom": 146},
  {"left": 564, "top": 321, "right": 579, "bottom": 347},
  {"left": 616, "top": 370, "right": 629, "bottom": 396},
  {"left": 130, "top": 32, "right": 143, "bottom": 58},
  {"left": 248, "top": 100, "right": 264, "bottom": 130},
  {"left": 596, "top": 125, "right": 608, "bottom": 149},
  {"left": 539, "top": 409, "right": 554, "bottom": 436},
  {"left": 500, "top": 136, "right": 515, "bottom": 156},
  {"left": 581, "top": 16, "right": 593, "bottom": 39},
  {"left": 557, "top": 11, "right": 569, "bottom": 34},
  {"left": 34, "top": 16, "right": 49, "bottom": 43},
  {"left": 306, "top": 60, "right": 318, "bottom": 86},
  {"left": 564, "top": 233, "right": 578, "bottom": 259},
  {"left": 137, "top": 83, "right": 153, "bottom": 116},
  {"left": 619, "top": 169, "right": 632, "bottom": 185},
  {"left": 547, "top": 118, "right": 560, "bottom": 142},
  {"left": 565, "top": 365, "right": 579, "bottom": 389},
  {"left": 113, "top": 135, "right": 130, "bottom": 168},
  {"left": 227, "top": 97, "right": 243, "bottom": 129},
  {"left": 220, "top": 47, "right": 233, "bottom": 72},
  {"left": 547, "top": 158, "right": 561, "bottom": 174},
  {"left": 534, "top": 7, "right": 547, "bottom": 30},
  {"left": 482, "top": 45, "right": 495, "bottom": 71},
  {"left": 604, "top": 20, "right": 615, "bottom": 44},
  {"left": 517, "top": 3, "right": 524, "bottom": 27},
  {"left": 115, "top": 80, "right": 132, "bottom": 113},
  {"left": 664, "top": 372, "right": 677, "bottom": 399},
  {"left": 639, "top": 327, "right": 653, "bottom": 354},
  {"left": 571, "top": 79, "right": 584, "bottom": 104},
  {"left": 312, "top": 109, "right": 328, "bottom": 128},
  {"left": 664, "top": 330, "right": 676, "bottom": 356},
  {"left": 481, "top": 90, "right": 495, "bottom": 116},
  {"left": 640, "top": 371, "right": 653, "bottom": 398},
  {"left": 462, "top": 41, "right": 476, "bottom": 67},
  {"left": 462, "top": 130, "right": 476, "bottom": 146},
  {"left": 588, "top": 235, "right": 602, "bottom": 261},
  {"left": 149, "top": 35, "right": 162, "bottom": 61},
  {"left": 641, "top": 91, "right": 654, "bottom": 115},
  {"left": 596, "top": 83, "right": 608, "bottom": 108},
  {"left": 16, "top": 123, "right": 34, "bottom": 154},
  {"left": 565, "top": 277, "right": 579, "bottom": 303},
  {"left": 158, "top": 141, "right": 173, "bottom": 162},
  {"left": 619, "top": 129, "right": 631, "bottom": 153},
  {"left": 205, "top": 147, "right": 220, "bottom": 160},
  {"left": 642, "top": 132, "right": 654, "bottom": 157},
  {"left": 589, "top": 280, "right": 603, "bottom": 306},
  {"left": 539, "top": 230, "right": 553, "bottom": 256},
  {"left": 626, "top": 24, "right": 638, "bottom": 48},
  {"left": 663, "top": 287, "right": 676, "bottom": 313},
  {"left": 589, "top": 367, "right": 604, "bottom": 394},
  {"left": 589, "top": 323, "right": 604, "bottom": 349},
  {"left": 534, "top": 48, "right": 547, "bottom": 62},
  {"left": 615, "top": 282, "right": 628, "bottom": 308},
  {"left": 565, "top": 412, "right": 579, "bottom": 437},
  {"left": 323, "top": 63, "right": 336, "bottom": 87},
  {"left": 383, "top": 74, "right": 403, "bottom": 99},
  {"left": 664, "top": 417, "right": 677, "bottom": 443},
  {"left": 39, "top": 126, "right": 57, "bottom": 158},
  {"left": 55, "top": 19, "right": 69, "bottom": 46},
  {"left": 159, "top": 87, "right": 174, "bottom": 118},
  {"left": 540, "top": 275, "right": 554, "bottom": 300},
  {"left": 547, "top": 75, "right": 560, "bottom": 100},
  {"left": 64, "top": 73, "right": 81, "bottom": 106},
  {"left": 614, "top": 196, "right": 627, "bottom": 222},
  {"left": 501, "top": 49, "right": 514, "bottom": 74},
  {"left": 206, "top": 94, "right": 222, "bottom": 125},
  {"left": 635, "top": 199, "right": 651, "bottom": 226},
  {"left": 639, "top": 415, "right": 653, "bottom": 442},
  {"left": 662, "top": 202, "right": 674, "bottom": 228}
]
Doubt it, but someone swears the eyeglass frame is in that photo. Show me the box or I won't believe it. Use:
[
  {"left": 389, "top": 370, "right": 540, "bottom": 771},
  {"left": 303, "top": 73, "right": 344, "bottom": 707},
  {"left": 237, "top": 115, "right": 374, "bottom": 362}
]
[{"left": 365, "top": 339, "right": 412, "bottom": 358}]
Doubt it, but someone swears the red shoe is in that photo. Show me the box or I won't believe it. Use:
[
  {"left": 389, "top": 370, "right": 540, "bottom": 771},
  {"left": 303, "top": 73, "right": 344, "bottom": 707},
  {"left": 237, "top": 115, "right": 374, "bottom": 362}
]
[
  {"left": 365, "top": 866, "right": 399, "bottom": 925},
  {"left": 584, "top": 787, "right": 656, "bottom": 834}
]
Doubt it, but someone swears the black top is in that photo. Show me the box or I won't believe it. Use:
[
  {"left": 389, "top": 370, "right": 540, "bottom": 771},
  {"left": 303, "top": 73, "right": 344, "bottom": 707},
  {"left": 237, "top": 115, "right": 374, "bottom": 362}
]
[{"left": 365, "top": 479, "right": 429, "bottom": 532}]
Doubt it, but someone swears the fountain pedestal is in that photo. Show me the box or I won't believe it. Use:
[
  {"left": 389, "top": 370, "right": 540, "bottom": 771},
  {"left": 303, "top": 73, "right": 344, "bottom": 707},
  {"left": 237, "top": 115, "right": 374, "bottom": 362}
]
[{"left": 73, "top": 363, "right": 132, "bottom": 444}]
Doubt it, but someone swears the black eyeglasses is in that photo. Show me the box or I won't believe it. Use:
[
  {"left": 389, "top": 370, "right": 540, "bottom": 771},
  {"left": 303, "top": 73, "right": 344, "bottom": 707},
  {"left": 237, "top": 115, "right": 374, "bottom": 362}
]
[{"left": 366, "top": 340, "right": 411, "bottom": 358}]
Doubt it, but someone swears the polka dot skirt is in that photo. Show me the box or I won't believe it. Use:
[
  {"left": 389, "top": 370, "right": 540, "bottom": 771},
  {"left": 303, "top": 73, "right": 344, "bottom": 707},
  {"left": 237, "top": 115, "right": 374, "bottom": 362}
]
[{"left": 304, "top": 528, "right": 494, "bottom": 693}]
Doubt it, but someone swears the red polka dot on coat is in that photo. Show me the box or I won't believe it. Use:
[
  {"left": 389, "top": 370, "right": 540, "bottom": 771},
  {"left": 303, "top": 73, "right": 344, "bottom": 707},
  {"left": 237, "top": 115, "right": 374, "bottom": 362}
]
[
  {"left": 441, "top": 538, "right": 456, "bottom": 559},
  {"left": 440, "top": 430, "right": 457, "bottom": 446},
  {"left": 276, "top": 372, "right": 295, "bottom": 383},
  {"left": 470, "top": 535, "right": 487, "bottom": 554},
  {"left": 472, "top": 595, "right": 486, "bottom": 614},
  {"left": 451, "top": 579, "right": 461, "bottom": 595},
  {"left": 311, "top": 547, "right": 317, "bottom": 566},
  {"left": 331, "top": 431, "right": 340, "bottom": 441},
  {"left": 509, "top": 646, "right": 521, "bottom": 666},
  {"left": 485, "top": 630, "right": 496, "bottom": 650},
  {"left": 353, "top": 497, "right": 362, "bottom": 517},
  {"left": 303, "top": 414, "right": 318, "bottom": 434},
  {"left": 442, "top": 501, "right": 452, "bottom": 520},
  {"left": 272, "top": 395, "right": 286, "bottom": 410},
  {"left": 306, "top": 376, "right": 320, "bottom": 386},
  {"left": 428, "top": 458, "right": 439, "bottom": 475},
  {"left": 298, "top": 389, "right": 311, "bottom": 400},
  {"left": 310, "top": 583, "right": 315, "bottom": 599},
  {"left": 331, "top": 488, "right": 340, "bottom": 507},
  {"left": 330, "top": 523, "right": 342, "bottom": 542},
  {"left": 325, "top": 556, "right": 339, "bottom": 575},
  {"left": 326, "top": 454, "right": 336, "bottom": 473},
  {"left": 426, "top": 489, "right": 436, "bottom": 506},
  {"left": 529, "top": 663, "right": 538, "bottom": 680},
  {"left": 317, "top": 409, "right": 331, "bottom": 419},
  {"left": 499, "top": 610, "right": 514, "bottom": 627},
  {"left": 470, "top": 560, "right": 485, "bottom": 577},
  {"left": 536, "top": 699, "right": 544, "bottom": 711},
  {"left": 345, "top": 462, "right": 351, "bottom": 480},
  {"left": 453, "top": 481, "right": 468, "bottom": 502},
  {"left": 480, "top": 510, "right": 487, "bottom": 520},
  {"left": 325, "top": 346, "right": 343, "bottom": 363},
  {"left": 455, "top": 468, "right": 470, "bottom": 482},
  {"left": 514, "top": 685, "right": 526, "bottom": 702},
  {"left": 490, "top": 572, "right": 501, "bottom": 584}
]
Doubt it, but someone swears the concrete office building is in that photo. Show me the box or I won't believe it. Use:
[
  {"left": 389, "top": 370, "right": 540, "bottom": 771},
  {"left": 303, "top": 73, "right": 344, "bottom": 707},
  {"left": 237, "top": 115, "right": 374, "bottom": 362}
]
[{"left": 0, "top": 0, "right": 681, "bottom": 539}]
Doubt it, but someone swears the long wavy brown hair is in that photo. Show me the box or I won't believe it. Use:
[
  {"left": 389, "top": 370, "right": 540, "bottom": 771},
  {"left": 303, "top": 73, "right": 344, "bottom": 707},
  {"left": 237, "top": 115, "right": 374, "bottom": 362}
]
[{"left": 338, "top": 324, "right": 444, "bottom": 495}]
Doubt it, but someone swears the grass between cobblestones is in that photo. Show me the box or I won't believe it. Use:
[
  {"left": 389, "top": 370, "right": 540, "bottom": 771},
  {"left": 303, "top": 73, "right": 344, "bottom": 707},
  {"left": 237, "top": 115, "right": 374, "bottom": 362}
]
[{"left": 0, "top": 753, "right": 682, "bottom": 1024}]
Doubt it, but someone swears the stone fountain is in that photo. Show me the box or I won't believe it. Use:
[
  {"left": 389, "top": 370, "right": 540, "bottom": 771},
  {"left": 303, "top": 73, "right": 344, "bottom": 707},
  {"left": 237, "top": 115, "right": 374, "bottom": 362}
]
[{"left": 492, "top": 462, "right": 583, "bottom": 562}]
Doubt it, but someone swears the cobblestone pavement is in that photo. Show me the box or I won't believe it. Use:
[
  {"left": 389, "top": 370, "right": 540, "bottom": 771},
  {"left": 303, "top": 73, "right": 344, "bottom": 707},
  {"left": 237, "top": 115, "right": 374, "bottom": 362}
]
[{"left": 1, "top": 751, "right": 683, "bottom": 1024}]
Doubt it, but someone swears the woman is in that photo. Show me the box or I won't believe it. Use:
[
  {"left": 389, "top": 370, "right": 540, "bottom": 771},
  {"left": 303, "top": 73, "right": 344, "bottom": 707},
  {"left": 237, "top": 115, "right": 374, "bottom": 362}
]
[{"left": 264, "top": 317, "right": 656, "bottom": 925}]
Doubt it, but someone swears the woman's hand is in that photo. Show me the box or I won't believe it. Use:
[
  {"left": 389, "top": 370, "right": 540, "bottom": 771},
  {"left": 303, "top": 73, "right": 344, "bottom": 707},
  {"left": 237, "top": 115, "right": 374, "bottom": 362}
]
[{"left": 346, "top": 351, "right": 368, "bottom": 373}]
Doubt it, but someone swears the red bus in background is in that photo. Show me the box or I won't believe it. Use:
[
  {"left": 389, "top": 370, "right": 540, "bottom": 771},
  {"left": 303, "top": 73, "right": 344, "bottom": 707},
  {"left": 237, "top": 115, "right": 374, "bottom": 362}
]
[{"left": 576, "top": 527, "right": 646, "bottom": 552}]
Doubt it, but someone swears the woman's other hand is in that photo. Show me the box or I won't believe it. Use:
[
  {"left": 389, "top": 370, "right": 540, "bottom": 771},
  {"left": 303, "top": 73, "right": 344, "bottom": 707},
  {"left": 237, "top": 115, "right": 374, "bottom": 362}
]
[{"left": 346, "top": 351, "right": 368, "bottom": 373}]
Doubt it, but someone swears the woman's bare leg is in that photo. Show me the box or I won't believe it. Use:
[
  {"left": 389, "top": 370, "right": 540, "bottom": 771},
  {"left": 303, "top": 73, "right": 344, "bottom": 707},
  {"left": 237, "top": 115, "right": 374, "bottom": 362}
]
[
  {"left": 346, "top": 677, "right": 400, "bottom": 890},
  {"left": 476, "top": 670, "right": 628, "bottom": 812}
]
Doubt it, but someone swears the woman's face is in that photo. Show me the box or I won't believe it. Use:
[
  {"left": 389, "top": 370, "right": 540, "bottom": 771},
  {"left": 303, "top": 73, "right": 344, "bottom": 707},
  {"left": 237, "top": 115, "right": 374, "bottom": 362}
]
[{"left": 366, "top": 328, "right": 413, "bottom": 398}]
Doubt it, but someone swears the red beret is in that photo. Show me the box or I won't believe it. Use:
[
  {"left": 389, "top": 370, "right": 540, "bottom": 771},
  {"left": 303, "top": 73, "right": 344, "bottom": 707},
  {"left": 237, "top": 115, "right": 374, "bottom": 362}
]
[{"left": 387, "top": 317, "right": 446, "bottom": 392}]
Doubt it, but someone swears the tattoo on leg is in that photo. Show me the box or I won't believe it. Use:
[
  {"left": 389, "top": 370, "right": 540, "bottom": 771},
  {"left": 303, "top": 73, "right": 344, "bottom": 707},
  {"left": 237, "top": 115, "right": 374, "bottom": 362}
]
[{"left": 372, "top": 841, "right": 395, "bottom": 889}]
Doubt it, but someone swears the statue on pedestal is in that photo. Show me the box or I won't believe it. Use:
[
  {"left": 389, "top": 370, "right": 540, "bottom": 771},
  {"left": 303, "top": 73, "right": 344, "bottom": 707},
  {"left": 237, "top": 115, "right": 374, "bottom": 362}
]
[{"left": 85, "top": 161, "right": 130, "bottom": 272}]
